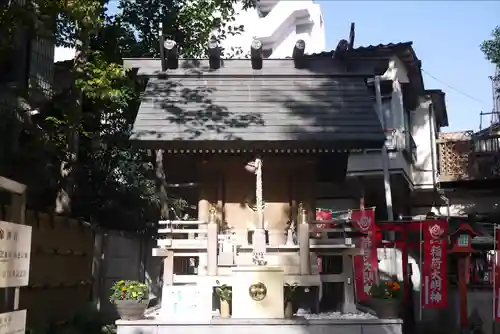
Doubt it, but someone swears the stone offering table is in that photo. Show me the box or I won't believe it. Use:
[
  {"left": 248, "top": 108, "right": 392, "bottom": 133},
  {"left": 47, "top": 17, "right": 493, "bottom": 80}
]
[
  {"left": 231, "top": 266, "right": 284, "bottom": 319},
  {"left": 116, "top": 317, "right": 403, "bottom": 334}
]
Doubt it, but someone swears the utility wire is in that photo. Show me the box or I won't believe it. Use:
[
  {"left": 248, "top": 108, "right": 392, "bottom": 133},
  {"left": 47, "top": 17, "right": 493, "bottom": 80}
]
[{"left": 422, "top": 68, "right": 486, "bottom": 105}]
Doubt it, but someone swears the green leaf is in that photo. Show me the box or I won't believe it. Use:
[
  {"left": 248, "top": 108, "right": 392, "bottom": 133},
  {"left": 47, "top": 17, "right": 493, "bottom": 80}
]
[{"left": 481, "top": 26, "right": 500, "bottom": 65}]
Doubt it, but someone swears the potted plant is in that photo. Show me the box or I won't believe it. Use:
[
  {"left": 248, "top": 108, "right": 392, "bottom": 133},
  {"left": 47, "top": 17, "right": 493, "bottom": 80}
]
[
  {"left": 284, "top": 283, "right": 299, "bottom": 318},
  {"left": 215, "top": 280, "right": 232, "bottom": 318},
  {"left": 110, "top": 280, "right": 149, "bottom": 320},
  {"left": 368, "top": 279, "right": 402, "bottom": 319}
]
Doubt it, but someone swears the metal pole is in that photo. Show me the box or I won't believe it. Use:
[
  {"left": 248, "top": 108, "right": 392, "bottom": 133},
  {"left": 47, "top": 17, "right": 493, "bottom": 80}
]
[
  {"left": 375, "top": 75, "right": 396, "bottom": 276},
  {"left": 374, "top": 76, "right": 394, "bottom": 222},
  {"left": 419, "top": 219, "right": 423, "bottom": 322},
  {"left": 493, "top": 224, "right": 497, "bottom": 333}
]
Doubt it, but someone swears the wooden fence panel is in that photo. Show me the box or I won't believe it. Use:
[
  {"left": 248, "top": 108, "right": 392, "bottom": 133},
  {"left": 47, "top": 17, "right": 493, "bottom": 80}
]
[{"left": 2, "top": 206, "right": 94, "bottom": 329}]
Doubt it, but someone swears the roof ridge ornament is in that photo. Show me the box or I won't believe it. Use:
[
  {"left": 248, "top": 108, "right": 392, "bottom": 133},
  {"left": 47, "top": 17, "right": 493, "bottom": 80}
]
[
  {"left": 159, "top": 34, "right": 178, "bottom": 71},
  {"left": 208, "top": 36, "right": 221, "bottom": 70},
  {"left": 293, "top": 39, "right": 306, "bottom": 69},
  {"left": 333, "top": 39, "right": 349, "bottom": 61},
  {"left": 250, "top": 39, "right": 263, "bottom": 70}
]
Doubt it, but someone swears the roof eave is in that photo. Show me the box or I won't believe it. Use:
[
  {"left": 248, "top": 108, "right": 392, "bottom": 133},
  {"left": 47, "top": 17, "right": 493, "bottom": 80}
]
[
  {"left": 425, "top": 89, "right": 449, "bottom": 127},
  {"left": 127, "top": 138, "right": 386, "bottom": 152}
]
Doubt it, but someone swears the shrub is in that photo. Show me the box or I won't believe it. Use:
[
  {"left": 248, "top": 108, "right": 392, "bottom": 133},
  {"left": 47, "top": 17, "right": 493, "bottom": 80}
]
[
  {"left": 109, "top": 280, "right": 148, "bottom": 302},
  {"left": 369, "top": 279, "right": 402, "bottom": 300}
]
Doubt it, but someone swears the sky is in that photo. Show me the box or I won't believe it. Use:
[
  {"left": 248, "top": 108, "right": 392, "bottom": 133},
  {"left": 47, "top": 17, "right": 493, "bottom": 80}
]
[
  {"left": 102, "top": 0, "right": 499, "bottom": 132},
  {"left": 318, "top": 1, "right": 499, "bottom": 132}
]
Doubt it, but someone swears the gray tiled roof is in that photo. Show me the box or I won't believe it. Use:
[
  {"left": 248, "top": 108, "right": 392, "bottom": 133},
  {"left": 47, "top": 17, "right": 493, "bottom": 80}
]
[{"left": 128, "top": 58, "right": 385, "bottom": 149}]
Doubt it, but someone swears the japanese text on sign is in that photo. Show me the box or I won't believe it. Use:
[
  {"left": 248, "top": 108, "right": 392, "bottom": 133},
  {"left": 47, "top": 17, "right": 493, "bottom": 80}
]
[
  {"left": 422, "top": 219, "right": 447, "bottom": 309},
  {"left": 352, "top": 209, "right": 378, "bottom": 301},
  {"left": 0, "top": 310, "right": 26, "bottom": 334},
  {"left": 361, "top": 235, "right": 374, "bottom": 292},
  {"left": 429, "top": 241, "right": 443, "bottom": 304},
  {"left": 0, "top": 221, "right": 32, "bottom": 288}
]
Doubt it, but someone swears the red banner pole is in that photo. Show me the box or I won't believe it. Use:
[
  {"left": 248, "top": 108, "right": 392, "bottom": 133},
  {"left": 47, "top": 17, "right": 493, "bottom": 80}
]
[
  {"left": 458, "top": 256, "right": 468, "bottom": 329},
  {"left": 419, "top": 219, "right": 423, "bottom": 321},
  {"left": 495, "top": 225, "right": 499, "bottom": 323},
  {"left": 401, "top": 227, "right": 409, "bottom": 310}
]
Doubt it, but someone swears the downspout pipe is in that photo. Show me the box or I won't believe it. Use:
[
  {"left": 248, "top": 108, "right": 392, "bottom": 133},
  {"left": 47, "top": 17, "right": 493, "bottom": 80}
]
[
  {"left": 439, "top": 193, "right": 451, "bottom": 217},
  {"left": 375, "top": 76, "right": 394, "bottom": 222},
  {"left": 375, "top": 75, "right": 396, "bottom": 277},
  {"left": 429, "top": 103, "right": 438, "bottom": 187},
  {"left": 429, "top": 101, "right": 450, "bottom": 217}
]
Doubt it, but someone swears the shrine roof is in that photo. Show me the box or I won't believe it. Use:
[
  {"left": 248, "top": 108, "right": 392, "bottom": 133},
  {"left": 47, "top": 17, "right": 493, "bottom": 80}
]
[{"left": 125, "top": 58, "right": 386, "bottom": 150}]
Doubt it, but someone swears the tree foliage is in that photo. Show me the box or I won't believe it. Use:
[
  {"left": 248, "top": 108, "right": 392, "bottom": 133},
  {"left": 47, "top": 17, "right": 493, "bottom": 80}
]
[
  {"left": 481, "top": 26, "right": 500, "bottom": 66},
  {"left": 118, "top": 0, "right": 254, "bottom": 58},
  {"left": 1, "top": 0, "right": 253, "bottom": 231}
]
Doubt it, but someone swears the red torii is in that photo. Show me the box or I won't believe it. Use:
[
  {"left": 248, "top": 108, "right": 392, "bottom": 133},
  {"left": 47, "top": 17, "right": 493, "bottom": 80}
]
[
  {"left": 376, "top": 218, "right": 479, "bottom": 332},
  {"left": 373, "top": 220, "right": 423, "bottom": 307}
]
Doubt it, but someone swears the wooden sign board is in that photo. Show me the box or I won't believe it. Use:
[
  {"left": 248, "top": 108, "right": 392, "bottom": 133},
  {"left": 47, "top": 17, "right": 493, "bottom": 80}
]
[
  {"left": 160, "top": 285, "right": 212, "bottom": 321},
  {"left": 0, "top": 221, "right": 32, "bottom": 288},
  {"left": 0, "top": 310, "right": 26, "bottom": 334}
]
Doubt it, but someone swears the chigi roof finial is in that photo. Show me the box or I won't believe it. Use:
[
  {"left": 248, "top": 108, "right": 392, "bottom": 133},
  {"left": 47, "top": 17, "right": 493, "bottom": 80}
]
[
  {"left": 250, "top": 39, "right": 263, "bottom": 70},
  {"left": 208, "top": 36, "right": 221, "bottom": 70}
]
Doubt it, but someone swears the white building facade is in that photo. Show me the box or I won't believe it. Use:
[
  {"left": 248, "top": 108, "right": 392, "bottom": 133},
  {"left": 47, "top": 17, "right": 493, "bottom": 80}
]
[{"left": 221, "top": 0, "right": 325, "bottom": 58}]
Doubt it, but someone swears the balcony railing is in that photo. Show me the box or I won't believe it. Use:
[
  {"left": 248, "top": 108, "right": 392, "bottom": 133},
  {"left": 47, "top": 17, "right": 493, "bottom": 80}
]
[
  {"left": 438, "top": 131, "right": 500, "bottom": 182},
  {"left": 474, "top": 134, "right": 500, "bottom": 154}
]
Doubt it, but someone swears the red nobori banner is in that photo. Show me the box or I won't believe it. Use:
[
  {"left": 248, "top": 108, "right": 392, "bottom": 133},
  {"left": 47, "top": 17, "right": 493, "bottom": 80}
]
[
  {"left": 495, "top": 229, "right": 500, "bottom": 321},
  {"left": 421, "top": 219, "right": 448, "bottom": 309},
  {"left": 352, "top": 208, "right": 378, "bottom": 301}
]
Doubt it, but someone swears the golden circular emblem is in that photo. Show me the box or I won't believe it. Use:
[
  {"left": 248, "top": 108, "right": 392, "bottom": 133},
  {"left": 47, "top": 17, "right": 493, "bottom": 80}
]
[{"left": 249, "top": 282, "right": 267, "bottom": 301}]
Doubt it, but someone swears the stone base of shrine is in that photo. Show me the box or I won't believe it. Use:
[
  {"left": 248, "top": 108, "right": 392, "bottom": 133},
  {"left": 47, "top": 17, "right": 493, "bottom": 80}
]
[{"left": 116, "top": 317, "right": 403, "bottom": 334}]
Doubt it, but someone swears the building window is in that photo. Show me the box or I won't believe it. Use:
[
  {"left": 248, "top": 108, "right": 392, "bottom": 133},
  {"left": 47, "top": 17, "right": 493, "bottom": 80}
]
[{"left": 296, "top": 23, "right": 310, "bottom": 35}]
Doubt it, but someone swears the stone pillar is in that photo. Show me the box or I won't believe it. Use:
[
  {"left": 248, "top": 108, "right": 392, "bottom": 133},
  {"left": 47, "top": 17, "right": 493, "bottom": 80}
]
[
  {"left": 198, "top": 199, "right": 210, "bottom": 224},
  {"left": 159, "top": 250, "right": 174, "bottom": 307},
  {"left": 207, "top": 223, "right": 218, "bottom": 276},
  {"left": 198, "top": 198, "right": 210, "bottom": 240},
  {"left": 342, "top": 254, "right": 357, "bottom": 313},
  {"left": 298, "top": 224, "right": 310, "bottom": 275}
]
